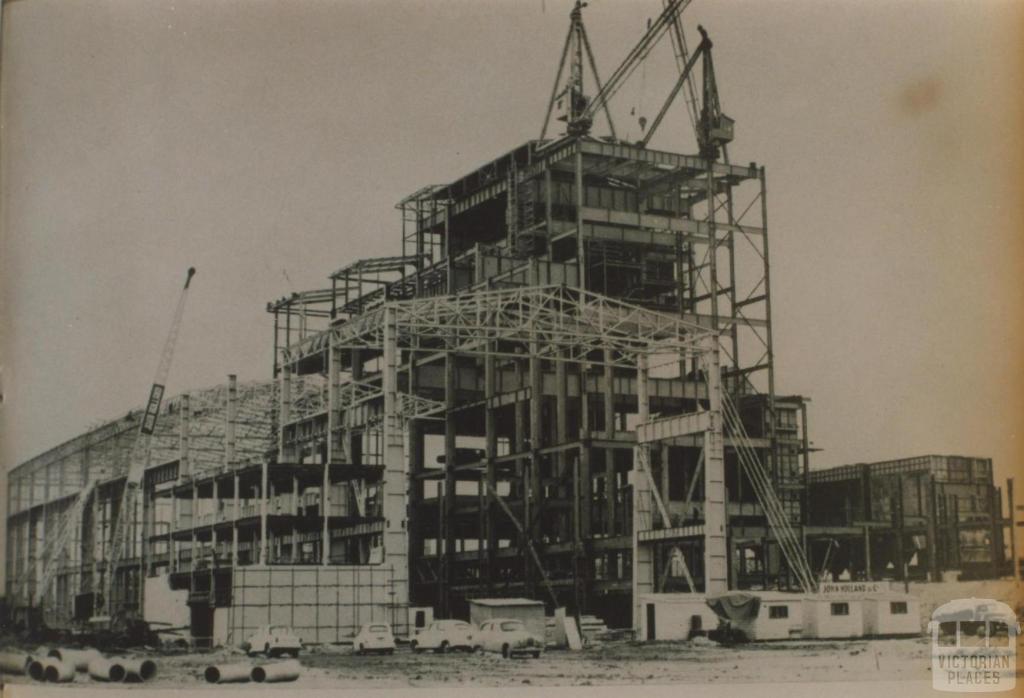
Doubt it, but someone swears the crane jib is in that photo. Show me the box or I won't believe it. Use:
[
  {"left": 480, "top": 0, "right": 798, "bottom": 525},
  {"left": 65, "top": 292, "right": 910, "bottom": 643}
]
[{"left": 141, "top": 384, "right": 165, "bottom": 435}]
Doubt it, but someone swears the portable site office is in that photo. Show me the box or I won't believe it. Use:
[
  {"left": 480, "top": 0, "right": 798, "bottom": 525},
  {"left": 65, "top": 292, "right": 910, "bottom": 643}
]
[
  {"left": 862, "top": 594, "right": 921, "bottom": 636},
  {"left": 639, "top": 591, "right": 921, "bottom": 641}
]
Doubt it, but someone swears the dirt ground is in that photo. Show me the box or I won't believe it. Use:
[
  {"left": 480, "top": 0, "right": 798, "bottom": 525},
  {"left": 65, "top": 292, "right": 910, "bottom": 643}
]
[
  {"left": 0, "top": 635, "right": 1004, "bottom": 690},
  {"left": 4, "top": 579, "right": 1021, "bottom": 690}
]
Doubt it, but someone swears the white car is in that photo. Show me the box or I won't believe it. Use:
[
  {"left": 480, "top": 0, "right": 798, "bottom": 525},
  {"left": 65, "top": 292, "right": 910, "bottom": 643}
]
[
  {"left": 410, "top": 619, "right": 477, "bottom": 653},
  {"left": 353, "top": 622, "right": 396, "bottom": 655},
  {"left": 476, "top": 618, "right": 543, "bottom": 658},
  {"left": 247, "top": 625, "right": 302, "bottom": 657}
]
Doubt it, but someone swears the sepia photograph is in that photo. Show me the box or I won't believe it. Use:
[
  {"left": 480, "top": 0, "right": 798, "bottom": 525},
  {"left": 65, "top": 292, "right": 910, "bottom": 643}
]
[{"left": 0, "top": 0, "right": 1021, "bottom": 695}]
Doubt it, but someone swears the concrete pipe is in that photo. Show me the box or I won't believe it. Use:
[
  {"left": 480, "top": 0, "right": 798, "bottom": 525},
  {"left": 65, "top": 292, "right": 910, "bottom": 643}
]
[
  {"left": 204, "top": 664, "right": 252, "bottom": 684},
  {"left": 0, "top": 652, "right": 33, "bottom": 675},
  {"left": 43, "top": 659, "right": 75, "bottom": 683},
  {"left": 120, "top": 658, "right": 157, "bottom": 682},
  {"left": 47, "top": 648, "right": 101, "bottom": 672},
  {"left": 251, "top": 660, "right": 300, "bottom": 683},
  {"left": 26, "top": 658, "right": 46, "bottom": 682},
  {"left": 87, "top": 658, "right": 127, "bottom": 682}
]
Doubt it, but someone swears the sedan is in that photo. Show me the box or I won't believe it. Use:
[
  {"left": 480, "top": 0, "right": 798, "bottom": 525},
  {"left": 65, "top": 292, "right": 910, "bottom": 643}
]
[
  {"left": 410, "top": 619, "right": 476, "bottom": 653},
  {"left": 476, "top": 618, "right": 543, "bottom": 658},
  {"left": 353, "top": 622, "right": 396, "bottom": 655},
  {"left": 247, "top": 625, "right": 302, "bottom": 657}
]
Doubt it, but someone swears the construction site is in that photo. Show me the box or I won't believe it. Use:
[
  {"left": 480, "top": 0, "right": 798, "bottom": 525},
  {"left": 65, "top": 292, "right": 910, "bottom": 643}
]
[{"left": 2, "top": 0, "right": 1021, "bottom": 688}]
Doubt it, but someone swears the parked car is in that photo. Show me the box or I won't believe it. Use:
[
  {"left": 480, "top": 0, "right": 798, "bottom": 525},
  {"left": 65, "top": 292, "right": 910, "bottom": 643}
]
[
  {"left": 247, "top": 625, "right": 302, "bottom": 657},
  {"left": 410, "top": 619, "right": 477, "bottom": 653},
  {"left": 353, "top": 622, "right": 396, "bottom": 655},
  {"left": 476, "top": 618, "right": 543, "bottom": 658}
]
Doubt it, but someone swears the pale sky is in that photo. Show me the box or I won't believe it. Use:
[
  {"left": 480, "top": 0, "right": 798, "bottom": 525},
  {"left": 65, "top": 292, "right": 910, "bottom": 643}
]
[{"left": 2, "top": 0, "right": 1023, "bottom": 584}]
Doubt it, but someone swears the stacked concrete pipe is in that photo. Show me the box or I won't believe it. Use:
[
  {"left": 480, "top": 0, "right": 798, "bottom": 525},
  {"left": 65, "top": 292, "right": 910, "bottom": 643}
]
[
  {"left": 204, "top": 664, "right": 252, "bottom": 684},
  {"left": 120, "top": 658, "right": 157, "bottom": 682},
  {"left": 26, "top": 657, "right": 46, "bottom": 682},
  {"left": 251, "top": 659, "right": 300, "bottom": 683},
  {"left": 47, "top": 648, "right": 102, "bottom": 672},
  {"left": 0, "top": 652, "right": 33, "bottom": 675},
  {"left": 87, "top": 657, "right": 127, "bottom": 682},
  {"left": 42, "top": 659, "right": 75, "bottom": 683}
]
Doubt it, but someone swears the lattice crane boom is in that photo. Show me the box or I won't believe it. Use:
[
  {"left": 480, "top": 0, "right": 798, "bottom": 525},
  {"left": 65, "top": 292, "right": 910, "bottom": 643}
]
[{"left": 100, "top": 267, "right": 196, "bottom": 621}]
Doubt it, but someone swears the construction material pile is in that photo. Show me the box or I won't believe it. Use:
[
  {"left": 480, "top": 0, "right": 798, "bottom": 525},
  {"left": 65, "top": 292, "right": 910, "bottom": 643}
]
[
  {"left": 0, "top": 646, "right": 158, "bottom": 684},
  {"left": 205, "top": 659, "right": 300, "bottom": 684}
]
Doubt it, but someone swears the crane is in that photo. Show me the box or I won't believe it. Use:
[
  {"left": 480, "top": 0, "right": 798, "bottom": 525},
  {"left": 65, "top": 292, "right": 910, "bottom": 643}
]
[
  {"left": 540, "top": 0, "right": 733, "bottom": 161},
  {"left": 96, "top": 266, "right": 197, "bottom": 625},
  {"left": 541, "top": 0, "right": 694, "bottom": 140}
]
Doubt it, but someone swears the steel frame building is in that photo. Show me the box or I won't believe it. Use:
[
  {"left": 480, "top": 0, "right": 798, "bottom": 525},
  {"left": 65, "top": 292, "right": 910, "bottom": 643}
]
[
  {"left": 262, "top": 133, "right": 808, "bottom": 629},
  {"left": 806, "top": 455, "right": 1012, "bottom": 583},
  {"left": 6, "top": 5, "right": 1016, "bottom": 644}
]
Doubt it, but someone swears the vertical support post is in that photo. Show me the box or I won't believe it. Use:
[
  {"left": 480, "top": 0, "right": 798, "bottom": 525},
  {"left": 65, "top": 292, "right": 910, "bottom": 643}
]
[
  {"left": 213, "top": 478, "right": 220, "bottom": 568},
  {"left": 232, "top": 473, "right": 240, "bottom": 566},
  {"left": 604, "top": 349, "right": 616, "bottom": 536},
  {"left": 513, "top": 356, "right": 526, "bottom": 547},
  {"left": 273, "top": 311, "right": 280, "bottom": 378},
  {"left": 632, "top": 353, "right": 653, "bottom": 630},
  {"left": 327, "top": 343, "right": 339, "bottom": 463},
  {"left": 225, "top": 375, "right": 237, "bottom": 471},
  {"left": 444, "top": 201, "right": 452, "bottom": 292},
  {"left": 864, "top": 525, "right": 872, "bottom": 580},
  {"left": 544, "top": 166, "right": 553, "bottom": 238},
  {"left": 894, "top": 478, "right": 907, "bottom": 589},
  {"left": 442, "top": 352, "right": 457, "bottom": 616},
  {"left": 927, "top": 475, "right": 940, "bottom": 581},
  {"left": 259, "top": 460, "right": 268, "bottom": 565},
  {"left": 484, "top": 344, "right": 497, "bottom": 589},
  {"left": 556, "top": 349, "right": 568, "bottom": 540},
  {"left": 702, "top": 334, "right": 728, "bottom": 595},
  {"left": 575, "top": 143, "right": 586, "bottom": 290},
  {"left": 322, "top": 462, "right": 331, "bottom": 566},
  {"left": 179, "top": 394, "right": 191, "bottom": 479},
  {"left": 278, "top": 365, "right": 292, "bottom": 463},
  {"left": 382, "top": 306, "right": 409, "bottom": 616},
  {"left": 990, "top": 484, "right": 1002, "bottom": 578},
  {"left": 952, "top": 495, "right": 961, "bottom": 569},
  {"left": 1009, "top": 478, "right": 1019, "bottom": 581},
  {"left": 291, "top": 475, "right": 300, "bottom": 563},
  {"left": 191, "top": 483, "right": 198, "bottom": 573},
  {"left": 527, "top": 338, "right": 543, "bottom": 597},
  {"left": 169, "top": 492, "right": 178, "bottom": 573}
]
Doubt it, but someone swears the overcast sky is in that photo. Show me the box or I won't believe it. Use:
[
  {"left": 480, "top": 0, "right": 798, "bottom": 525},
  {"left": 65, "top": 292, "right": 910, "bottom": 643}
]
[{"left": 2, "top": 0, "right": 1022, "bottom": 581}]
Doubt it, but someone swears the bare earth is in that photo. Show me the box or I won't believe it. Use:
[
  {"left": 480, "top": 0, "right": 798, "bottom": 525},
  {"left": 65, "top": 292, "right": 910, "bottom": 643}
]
[
  {"left": 0, "top": 636, "right": 965, "bottom": 689},
  {"left": 3, "top": 580, "right": 1021, "bottom": 690}
]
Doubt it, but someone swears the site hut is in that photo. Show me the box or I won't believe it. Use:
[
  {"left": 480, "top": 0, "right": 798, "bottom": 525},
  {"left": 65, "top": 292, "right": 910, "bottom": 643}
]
[
  {"left": 861, "top": 593, "right": 920, "bottom": 637},
  {"left": 468, "top": 598, "right": 546, "bottom": 642},
  {"left": 636, "top": 593, "right": 724, "bottom": 641},
  {"left": 801, "top": 595, "right": 865, "bottom": 639}
]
